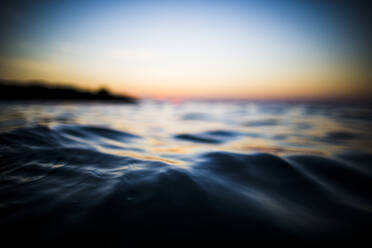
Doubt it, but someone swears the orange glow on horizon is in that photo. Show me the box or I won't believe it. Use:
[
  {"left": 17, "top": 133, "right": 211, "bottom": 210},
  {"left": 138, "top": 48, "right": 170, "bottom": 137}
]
[{"left": 0, "top": 1, "right": 370, "bottom": 101}]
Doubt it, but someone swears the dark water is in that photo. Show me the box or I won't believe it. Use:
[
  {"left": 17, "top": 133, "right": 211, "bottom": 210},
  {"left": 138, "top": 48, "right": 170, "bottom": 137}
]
[{"left": 1, "top": 101, "right": 372, "bottom": 243}]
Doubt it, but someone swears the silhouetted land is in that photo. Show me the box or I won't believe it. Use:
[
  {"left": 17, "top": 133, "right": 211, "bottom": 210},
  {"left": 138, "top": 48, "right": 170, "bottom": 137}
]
[{"left": 0, "top": 79, "right": 137, "bottom": 103}]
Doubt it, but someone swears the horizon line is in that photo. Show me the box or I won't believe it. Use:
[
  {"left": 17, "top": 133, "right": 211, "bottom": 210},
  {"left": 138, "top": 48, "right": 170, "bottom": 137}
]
[{"left": 1, "top": 77, "right": 371, "bottom": 103}]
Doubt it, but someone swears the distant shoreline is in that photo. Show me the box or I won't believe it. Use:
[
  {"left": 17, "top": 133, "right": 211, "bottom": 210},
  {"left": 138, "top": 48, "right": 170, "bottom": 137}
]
[{"left": 0, "top": 79, "right": 137, "bottom": 104}]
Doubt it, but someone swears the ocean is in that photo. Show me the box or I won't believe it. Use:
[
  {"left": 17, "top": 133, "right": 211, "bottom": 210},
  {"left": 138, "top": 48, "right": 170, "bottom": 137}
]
[{"left": 0, "top": 100, "right": 372, "bottom": 243}]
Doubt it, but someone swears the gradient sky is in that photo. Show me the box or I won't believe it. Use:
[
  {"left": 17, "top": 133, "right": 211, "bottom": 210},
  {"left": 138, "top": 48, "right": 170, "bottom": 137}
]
[{"left": 0, "top": 0, "right": 371, "bottom": 100}]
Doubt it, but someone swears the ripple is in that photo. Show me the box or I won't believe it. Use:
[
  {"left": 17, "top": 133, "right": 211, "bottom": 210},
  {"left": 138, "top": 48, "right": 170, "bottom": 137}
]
[
  {"left": 1, "top": 105, "right": 372, "bottom": 243},
  {"left": 244, "top": 118, "right": 279, "bottom": 127},
  {"left": 320, "top": 131, "right": 359, "bottom": 142},
  {"left": 57, "top": 124, "right": 140, "bottom": 141},
  {"left": 175, "top": 130, "right": 241, "bottom": 144},
  {"left": 175, "top": 133, "right": 221, "bottom": 144}
]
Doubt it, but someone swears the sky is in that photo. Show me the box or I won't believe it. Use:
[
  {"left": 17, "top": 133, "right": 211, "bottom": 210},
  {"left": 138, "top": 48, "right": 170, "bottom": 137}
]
[{"left": 0, "top": 0, "right": 371, "bottom": 100}]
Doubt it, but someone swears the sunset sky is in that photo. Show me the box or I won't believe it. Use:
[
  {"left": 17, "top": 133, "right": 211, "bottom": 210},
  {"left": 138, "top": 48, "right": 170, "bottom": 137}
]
[{"left": 0, "top": 0, "right": 371, "bottom": 100}]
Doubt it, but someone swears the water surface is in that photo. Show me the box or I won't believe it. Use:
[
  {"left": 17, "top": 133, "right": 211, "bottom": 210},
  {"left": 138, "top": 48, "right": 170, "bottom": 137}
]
[{"left": 1, "top": 101, "right": 372, "bottom": 243}]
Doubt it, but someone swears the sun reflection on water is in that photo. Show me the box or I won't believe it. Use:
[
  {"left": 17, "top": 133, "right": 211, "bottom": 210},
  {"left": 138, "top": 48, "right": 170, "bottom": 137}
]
[{"left": 1, "top": 101, "right": 372, "bottom": 162}]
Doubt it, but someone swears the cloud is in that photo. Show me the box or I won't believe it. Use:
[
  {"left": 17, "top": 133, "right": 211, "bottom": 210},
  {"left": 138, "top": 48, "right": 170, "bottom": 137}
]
[{"left": 107, "top": 48, "right": 155, "bottom": 60}]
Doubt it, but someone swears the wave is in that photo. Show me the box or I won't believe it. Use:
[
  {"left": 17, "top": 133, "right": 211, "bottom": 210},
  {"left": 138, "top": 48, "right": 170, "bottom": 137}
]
[
  {"left": 0, "top": 124, "right": 372, "bottom": 243},
  {"left": 175, "top": 130, "right": 241, "bottom": 144}
]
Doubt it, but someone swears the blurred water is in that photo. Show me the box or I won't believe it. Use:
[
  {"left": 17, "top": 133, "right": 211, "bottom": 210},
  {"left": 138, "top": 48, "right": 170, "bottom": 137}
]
[{"left": 0, "top": 100, "right": 372, "bottom": 243}]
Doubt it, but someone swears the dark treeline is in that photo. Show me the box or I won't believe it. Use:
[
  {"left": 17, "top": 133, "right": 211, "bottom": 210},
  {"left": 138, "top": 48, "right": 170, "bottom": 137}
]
[{"left": 0, "top": 79, "right": 137, "bottom": 103}]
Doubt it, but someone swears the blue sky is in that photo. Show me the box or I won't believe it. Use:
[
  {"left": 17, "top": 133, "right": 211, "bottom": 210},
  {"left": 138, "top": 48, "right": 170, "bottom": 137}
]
[{"left": 0, "top": 0, "right": 370, "bottom": 99}]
